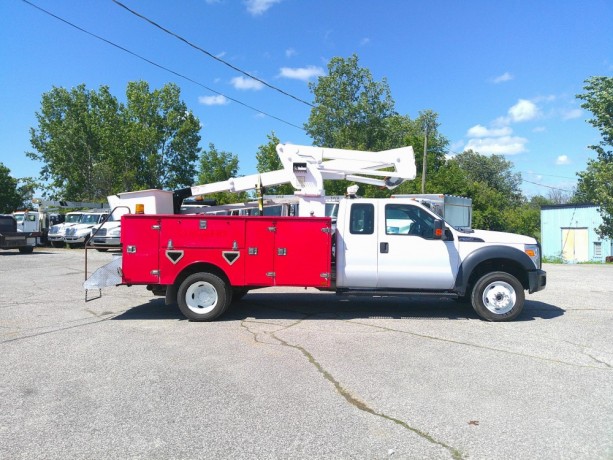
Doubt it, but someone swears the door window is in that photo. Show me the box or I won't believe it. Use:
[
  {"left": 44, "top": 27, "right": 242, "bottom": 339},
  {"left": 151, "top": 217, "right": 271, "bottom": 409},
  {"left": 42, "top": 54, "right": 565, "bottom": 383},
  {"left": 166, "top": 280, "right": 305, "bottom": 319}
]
[
  {"left": 385, "top": 204, "right": 436, "bottom": 239},
  {"left": 349, "top": 203, "right": 374, "bottom": 235}
]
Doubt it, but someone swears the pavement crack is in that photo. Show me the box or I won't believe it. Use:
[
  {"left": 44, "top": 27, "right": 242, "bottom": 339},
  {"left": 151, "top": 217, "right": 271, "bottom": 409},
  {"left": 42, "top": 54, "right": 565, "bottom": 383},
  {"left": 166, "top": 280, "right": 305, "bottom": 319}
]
[
  {"left": 240, "top": 318, "right": 463, "bottom": 460},
  {"left": 583, "top": 350, "right": 612, "bottom": 368},
  {"left": 0, "top": 315, "right": 117, "bottom": 345},
  {"left": 270, "top": 332, "right": 464, "bottom": 460}
]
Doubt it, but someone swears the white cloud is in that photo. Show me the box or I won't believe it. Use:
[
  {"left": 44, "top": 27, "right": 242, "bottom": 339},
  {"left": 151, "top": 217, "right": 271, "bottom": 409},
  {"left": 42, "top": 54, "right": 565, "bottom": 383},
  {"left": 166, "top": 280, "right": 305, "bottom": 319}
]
[
  {"left": 278, "top": 65, "right": 324, "bottom": 81},
  {"left": 508, "top": 99, "right": 540, "bottom": 123},
  {"left": 532, "top": 126, "right": 546, "bottom": 133},
  {"left": 360, "top": 37, "right": 371, "bottom": 46},
  {"left": 231, "top": 76, "right": 264, "bottom": 90},
  {"left": 285, "top": 48, "right": 296, "bottom": 58},
  {"left": 245, "top": 0, "right": 281, "bottom": 16},
  {"left": 464, "top": 135, "right": 528, "bottom": 155},
  {"left": 198, "top": 95, "right": 229, "bottom": 106},
  {"left": 561, "top": 108, "right": 582, "bottom": 120},
  {"left": 556, "top": 155, "right": 571, "bottom": 165},
  {"left": 492, "top": 72, "right": 514, "bottom": 84},
  {"left": 466, "top": 124, "right": 512, "bottom": 138}
]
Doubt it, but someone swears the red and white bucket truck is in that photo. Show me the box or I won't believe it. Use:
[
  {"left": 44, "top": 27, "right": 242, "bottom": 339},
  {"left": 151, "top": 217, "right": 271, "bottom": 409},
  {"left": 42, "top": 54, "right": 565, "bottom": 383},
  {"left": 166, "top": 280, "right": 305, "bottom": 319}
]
[{"left": 85, "top": 144, "right": 546, "bottom": 322}]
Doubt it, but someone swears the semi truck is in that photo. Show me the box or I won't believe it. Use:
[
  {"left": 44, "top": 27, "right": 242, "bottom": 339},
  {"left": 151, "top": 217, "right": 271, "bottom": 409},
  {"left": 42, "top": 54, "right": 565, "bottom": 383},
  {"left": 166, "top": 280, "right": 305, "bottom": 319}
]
[{"left": 85, "top": 143, "right": 546, "bottom": 322}]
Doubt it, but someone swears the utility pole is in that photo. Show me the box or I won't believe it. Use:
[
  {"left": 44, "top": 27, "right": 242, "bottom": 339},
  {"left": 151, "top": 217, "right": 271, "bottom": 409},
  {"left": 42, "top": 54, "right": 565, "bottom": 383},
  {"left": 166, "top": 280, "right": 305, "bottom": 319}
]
[{"left": 421, "top": 124, "right": 428, "bottom": 194}]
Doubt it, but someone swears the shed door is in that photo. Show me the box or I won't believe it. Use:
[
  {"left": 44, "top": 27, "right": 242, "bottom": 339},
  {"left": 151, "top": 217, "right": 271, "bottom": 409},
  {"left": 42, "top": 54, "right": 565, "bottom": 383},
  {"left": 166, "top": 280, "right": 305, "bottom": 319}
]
[{"left": 561, "top": 228, "right": 588, "bottom": 262}]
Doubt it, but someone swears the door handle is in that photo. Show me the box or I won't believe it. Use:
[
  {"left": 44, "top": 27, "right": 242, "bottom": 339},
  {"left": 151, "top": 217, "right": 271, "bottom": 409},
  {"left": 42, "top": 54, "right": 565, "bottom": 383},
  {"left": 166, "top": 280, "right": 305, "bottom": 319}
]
[{"left": 380, "top": 242, "right": 389, "bottom": 253}]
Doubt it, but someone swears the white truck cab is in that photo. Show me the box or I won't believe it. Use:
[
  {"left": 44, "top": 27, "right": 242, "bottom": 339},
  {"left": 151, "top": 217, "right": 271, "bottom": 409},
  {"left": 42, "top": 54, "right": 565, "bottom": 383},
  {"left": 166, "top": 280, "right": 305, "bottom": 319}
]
[
  {"left": 335, "top": 197, "right": 544, "bottom": 321},
  {"left": 48, "top": 211, "right": 83, "bottom": 248},
  {"left": 90, "top": 215, "right": 122, "bottom": 251},
  {"left": 63, "top": 211, "right": 108, "bottom": 248}
]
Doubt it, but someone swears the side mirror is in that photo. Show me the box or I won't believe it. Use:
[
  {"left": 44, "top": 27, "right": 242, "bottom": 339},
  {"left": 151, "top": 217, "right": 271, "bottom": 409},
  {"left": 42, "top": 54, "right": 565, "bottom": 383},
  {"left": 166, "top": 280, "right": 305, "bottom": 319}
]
[{"left": 433, "top": 219, "right": 444, "bottom": 240}]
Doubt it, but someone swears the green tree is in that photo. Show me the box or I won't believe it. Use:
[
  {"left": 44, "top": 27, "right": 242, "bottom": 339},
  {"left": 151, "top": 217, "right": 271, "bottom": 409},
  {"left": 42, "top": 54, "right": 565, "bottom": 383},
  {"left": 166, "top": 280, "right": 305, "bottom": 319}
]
[
  {"left": 305, "top": 55, "right": 448, "bottom": 197},
  {"left": 0, "top": 163, "right": 22, "bottom": 213},
  {"left": 255, "top": 131, "right": 295, "bottom": 195},
  {"left": 306, "top": 54, "right": 395, "bottom": 151},
  {"left": 502, "top": 202, "right": 542, "bottom": 240},
  {"left": 451, "top": 150, "right": 523, "bottom": 205},
  {"left": 27, "top": 81, "right": 201, "bottom": 201},
  {"left": 28, "top": 84, "right": 120, "bottom": 200},
  {"left": 576, "top": 76, "right": 613, "bottom": 238},
  {"left": 197, "top": 143, "right": 247, "bottom": 205},
  {"left": 123, "top": 81, "right": 201, "bottom": 191}
]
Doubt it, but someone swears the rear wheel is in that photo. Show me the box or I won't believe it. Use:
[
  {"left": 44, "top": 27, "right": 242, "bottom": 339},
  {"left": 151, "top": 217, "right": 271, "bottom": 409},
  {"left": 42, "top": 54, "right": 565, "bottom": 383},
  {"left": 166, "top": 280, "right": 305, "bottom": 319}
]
[
  {"left": 471, "top": 271, "right": 524, "bottom": 322},
  {"left": 177, "top": 272, "right": 231, "bottom": 321},
  {"left": 18, "top": 246, "right": 34, "bottom": 254}
]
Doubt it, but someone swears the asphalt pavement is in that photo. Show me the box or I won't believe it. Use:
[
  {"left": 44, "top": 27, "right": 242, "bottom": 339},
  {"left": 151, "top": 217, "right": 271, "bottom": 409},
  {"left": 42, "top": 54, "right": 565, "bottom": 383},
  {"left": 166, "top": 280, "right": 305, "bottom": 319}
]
[{"left": 1, "top": 248, "right": 612, "bottom": 459}]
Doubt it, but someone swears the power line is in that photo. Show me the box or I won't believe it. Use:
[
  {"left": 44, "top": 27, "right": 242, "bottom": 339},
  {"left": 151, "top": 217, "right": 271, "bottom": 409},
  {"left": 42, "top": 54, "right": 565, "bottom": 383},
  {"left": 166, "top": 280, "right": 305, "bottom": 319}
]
[
  {"left": 20, "top": 0, "right": 306, "bottom": 131},
  {"left": 521, "top": 171, "right": 576, "bottom": 180},
  {"left": 521, "top": 179, "right": 574, "bottom": 193},
  {"left": 111, "top": 0, "right": 315, "bottom": 108}
]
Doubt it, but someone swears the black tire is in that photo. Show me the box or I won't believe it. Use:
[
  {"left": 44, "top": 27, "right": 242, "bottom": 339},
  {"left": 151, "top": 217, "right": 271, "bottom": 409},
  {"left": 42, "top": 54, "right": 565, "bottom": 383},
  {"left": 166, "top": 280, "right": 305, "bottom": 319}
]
[
  {"left": 471, "top": 271, "right": 525, "bottom": 322},
  {"left": 18, "top": 246, "right": 34, "bottom": 254},
  {"left": 96, "top": 248, "right": 109, "bottom": 252},
  {"left": 51, "top": 241, "right": 64, "bottom": 248},
  {"left": 177, "top": 272, "right": 231, "bottom": 321},
  {"left": 232, "top": 287, "right": 250, "bottom": 302}
]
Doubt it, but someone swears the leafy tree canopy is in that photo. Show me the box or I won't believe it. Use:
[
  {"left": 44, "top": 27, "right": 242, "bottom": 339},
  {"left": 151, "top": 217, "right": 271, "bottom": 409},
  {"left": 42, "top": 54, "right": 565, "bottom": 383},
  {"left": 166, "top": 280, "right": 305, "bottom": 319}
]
[
  {"left": 305, "top": 55, "right": 448, "bottom": 196},
  {"left": 197, "top": 143, "right": 247, "bottom": 205},
  {"left": 255, "top": 131, "right": 295, "bottom": 196},
  {"left": 0, "top": 163, "right": 22, "bottom": 213},
  {"left": 575, "top": 76, "right": 613, "bottom": 238},
  {"left": 27, "top": 81, "right": 201, "bottom": 201}
]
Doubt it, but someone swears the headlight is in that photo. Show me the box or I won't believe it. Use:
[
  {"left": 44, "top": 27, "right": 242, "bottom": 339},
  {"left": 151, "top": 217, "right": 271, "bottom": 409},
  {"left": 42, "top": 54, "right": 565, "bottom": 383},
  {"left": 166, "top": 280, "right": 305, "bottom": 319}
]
[
  {"left": 110, "top": 227, "right": 121, "bottom": 236},
  {"left": 524, "top": 244, "right": 541, "bottom": 269}
]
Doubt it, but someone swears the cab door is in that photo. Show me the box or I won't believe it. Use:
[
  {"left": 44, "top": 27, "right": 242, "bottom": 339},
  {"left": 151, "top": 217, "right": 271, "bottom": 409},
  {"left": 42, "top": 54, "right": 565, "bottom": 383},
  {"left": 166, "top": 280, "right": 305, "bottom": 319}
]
[
  {"left": 336, "top": 202, "right": 379, "bottom": 287},
  {"left": 377, "top": 202, "right": 459, "bottom": 289}
]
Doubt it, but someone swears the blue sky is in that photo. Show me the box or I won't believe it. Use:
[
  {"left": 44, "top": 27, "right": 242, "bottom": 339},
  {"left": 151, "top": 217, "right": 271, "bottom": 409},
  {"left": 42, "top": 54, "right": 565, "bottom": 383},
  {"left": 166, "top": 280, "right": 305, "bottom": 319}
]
[{"left": 1, "top": 0, "right": 612, "bottom": 198}]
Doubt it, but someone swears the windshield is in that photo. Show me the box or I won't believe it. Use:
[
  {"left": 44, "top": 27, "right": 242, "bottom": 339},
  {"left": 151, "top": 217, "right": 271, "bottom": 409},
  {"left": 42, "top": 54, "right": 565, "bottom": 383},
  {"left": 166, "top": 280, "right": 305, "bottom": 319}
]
[
  {"left": 81, "top": 214, "right": 105, "bottom": 224},
  {"left": 66, "top": 214, "right": 82, "bottom": 223},
  {"left": 13, "top": 214, "right": 24, "bottom": 222}
]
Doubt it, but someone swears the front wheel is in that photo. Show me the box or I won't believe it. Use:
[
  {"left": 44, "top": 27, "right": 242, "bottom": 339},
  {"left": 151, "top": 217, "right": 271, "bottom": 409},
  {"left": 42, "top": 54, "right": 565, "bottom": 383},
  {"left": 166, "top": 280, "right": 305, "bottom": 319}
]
[
  {"left": 177, "top": 272, "right": 231, "bottom": 321},
  {"left": 471, "top": 271, "right": 525, "bottom": 322}
]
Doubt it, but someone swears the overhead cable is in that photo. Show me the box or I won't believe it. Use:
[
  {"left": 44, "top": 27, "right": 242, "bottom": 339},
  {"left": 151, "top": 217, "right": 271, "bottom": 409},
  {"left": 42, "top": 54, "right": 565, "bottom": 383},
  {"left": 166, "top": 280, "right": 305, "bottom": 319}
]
[
  {"left": 111, "top": 0, "right": 315, "bottom": 108},
  {"left": 20, "top": 0, "right": 306, "bottom": 131}
]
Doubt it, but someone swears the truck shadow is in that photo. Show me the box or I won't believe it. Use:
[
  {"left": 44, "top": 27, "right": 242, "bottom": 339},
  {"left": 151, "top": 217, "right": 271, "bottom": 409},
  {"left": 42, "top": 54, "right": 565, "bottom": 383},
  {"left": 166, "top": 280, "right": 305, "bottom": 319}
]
[
  {"left": 0, "top": 250, "right": 56, "bottom": 256},
  {"left": 228, "top": 294, "right": 564, "bottom": 322},
  {"left": 112, "top": 294, "right": 564, "bottom": 322}
]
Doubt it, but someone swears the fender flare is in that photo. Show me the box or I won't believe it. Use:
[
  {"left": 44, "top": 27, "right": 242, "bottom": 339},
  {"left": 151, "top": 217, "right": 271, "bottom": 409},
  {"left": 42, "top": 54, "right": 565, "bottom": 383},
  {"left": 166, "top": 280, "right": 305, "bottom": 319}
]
[{"left": 454, "top": 245, "right": 534, "bottom": 295}]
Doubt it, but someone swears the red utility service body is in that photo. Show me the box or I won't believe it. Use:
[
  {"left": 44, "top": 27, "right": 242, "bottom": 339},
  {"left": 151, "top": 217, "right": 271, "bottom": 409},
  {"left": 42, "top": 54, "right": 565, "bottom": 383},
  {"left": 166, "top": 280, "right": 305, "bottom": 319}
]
[{"left": 121, "top": 214, "right": 332, "bottom": 289}]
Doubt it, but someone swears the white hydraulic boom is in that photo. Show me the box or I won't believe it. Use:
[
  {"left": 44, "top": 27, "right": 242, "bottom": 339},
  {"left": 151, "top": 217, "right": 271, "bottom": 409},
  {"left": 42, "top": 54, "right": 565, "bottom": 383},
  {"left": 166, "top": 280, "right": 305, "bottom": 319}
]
[
  {"left": 189, "top": 144, "right": 415, "bottom": 196},
  {"left": 173, "top": 144, "right": 416, "bottom": 216}
]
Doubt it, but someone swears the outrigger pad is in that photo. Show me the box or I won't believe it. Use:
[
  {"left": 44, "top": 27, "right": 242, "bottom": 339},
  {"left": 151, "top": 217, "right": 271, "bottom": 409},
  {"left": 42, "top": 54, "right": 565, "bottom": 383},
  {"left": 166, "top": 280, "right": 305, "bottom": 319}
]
[{"left": 84, "top": 257, "right": 122, "bottom": 289}]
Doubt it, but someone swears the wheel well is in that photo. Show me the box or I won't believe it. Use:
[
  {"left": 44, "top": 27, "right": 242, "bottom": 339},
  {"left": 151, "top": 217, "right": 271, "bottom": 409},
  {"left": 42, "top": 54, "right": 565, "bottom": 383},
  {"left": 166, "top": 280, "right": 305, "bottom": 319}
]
[
  {"left": 466, "top": 258, "right": 529, "bottom": 293},
  {"left": 174, "top": 263, "right": 230, "bottom": 290}
]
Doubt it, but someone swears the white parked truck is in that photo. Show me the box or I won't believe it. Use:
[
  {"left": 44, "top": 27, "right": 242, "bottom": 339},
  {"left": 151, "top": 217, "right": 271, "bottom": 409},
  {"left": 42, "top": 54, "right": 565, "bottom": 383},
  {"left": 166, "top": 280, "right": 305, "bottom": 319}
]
[
  {"left": 0, "top": 214, "right": 40, "bottom": 253},
  {"left": 85, "top": 143, "right": 546, "bottom": 322},
  {"left": 63, "top": 210, "right": 109, "bottom": 248}
]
